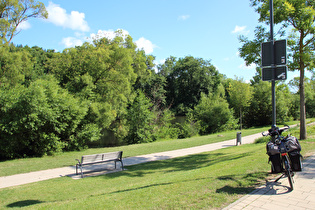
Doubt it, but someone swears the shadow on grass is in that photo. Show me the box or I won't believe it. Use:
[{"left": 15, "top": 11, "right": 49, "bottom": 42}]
[
  {"left": 85, "top": 150, "right": 270, "bottom": 197},
  {"left": 216, "top": 185, "right": 255, "bottom": 195},
  {"left": 7, "top": 200, "right": 44, "bottom": 208},
  {"left": 216, "top": 172, "right": 268, "bottom": 195},
  {"left": 87, "top": 176, "right": 211, "bottom": 199},
  {"left": 102, "top": 152, "right": 252, "bottom": 178},
  {"left": 89, "top": 172, "right": 268, "bottom": 199}
]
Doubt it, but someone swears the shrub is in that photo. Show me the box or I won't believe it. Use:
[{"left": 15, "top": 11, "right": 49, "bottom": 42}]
[
  {"left": 192, "top": 93, "right": 237, "bottom": 135},
  {"left": 0, "top": 76, "right": 100, "bottom": 159},
  {"left": 124, "top": 91, "right": 156, "bottom": 144}
]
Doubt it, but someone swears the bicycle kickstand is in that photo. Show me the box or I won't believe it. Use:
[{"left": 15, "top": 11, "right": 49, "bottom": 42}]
[{"left": 274, "top": 173, "right": 285, "bottom": 182}]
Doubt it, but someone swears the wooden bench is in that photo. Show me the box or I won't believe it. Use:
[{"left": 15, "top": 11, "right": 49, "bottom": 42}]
[{"left": 75, "top": 151, "right": 124, "bottom": 177}]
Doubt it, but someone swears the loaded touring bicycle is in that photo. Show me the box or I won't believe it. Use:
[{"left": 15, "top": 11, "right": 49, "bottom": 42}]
[{"left": 263, "top": 126, "right": 302, "bottom": 191}]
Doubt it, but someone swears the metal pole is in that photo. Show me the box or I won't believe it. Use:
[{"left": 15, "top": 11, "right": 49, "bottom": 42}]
[{"left": 270, "top": 0, "right": 276, "bottom": 130}]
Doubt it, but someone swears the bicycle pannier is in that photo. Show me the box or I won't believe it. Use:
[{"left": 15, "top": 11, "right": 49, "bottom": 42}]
[
  {"left": 289, "top": 150, "right": 302, "bottom": 171},
  {"left": 269, "top": 154, "right": 282, "bottom": 173},
  {"left": 285, "top": 136, "right": 301, "bottom": 152},
  {"left": 266, "top": 141, "right": 280, "bottom": 156}
]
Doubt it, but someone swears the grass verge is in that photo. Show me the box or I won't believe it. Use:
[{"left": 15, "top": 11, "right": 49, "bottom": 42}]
[
  {"left": 0, "top": 125, "right": 314, "bottom": 209},
  {"left": 1, "top": 120, "right": 314, "bottom": 177},
  {"left": 0, "top": 125, "right": 274, "bottom": 177}
]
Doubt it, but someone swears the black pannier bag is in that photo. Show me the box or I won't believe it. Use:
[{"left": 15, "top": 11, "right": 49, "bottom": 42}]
[
  {"left": 266, "top": 141, "right": 280, "bottom": 156},
  {"left": 285, "top": 136, "right": 301, "bottom": 152},
  {"left": 266, "top": 141, "right": 282, "bottom": 173},
  {"left": 285, "top": 135, "right": 302, "bottom": 171},
  {"left": 269, "top": 154, "right": 282, "bottom": 173},
  {"left": 289, "top": 150, "right": 303, "bottom": 171}
]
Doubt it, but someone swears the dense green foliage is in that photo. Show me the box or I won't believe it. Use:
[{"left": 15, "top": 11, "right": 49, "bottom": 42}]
[
  {"left": 0, "top": 0, "right": 47, "bottom": 44},
  {"left": 158, "top": 56, "right": 222, "bottom": 116},
  {"left": 0, "top": 28, "right": 315, "bottom": 159},
  {"left": 192, "top": 90, "right": 237, "bottom": 134},
  {"left": 0, "top": 76, "right": 100, "bottom": 159},
  {"left": 241, "top": 0, "right": 315, "bottom": 139}
]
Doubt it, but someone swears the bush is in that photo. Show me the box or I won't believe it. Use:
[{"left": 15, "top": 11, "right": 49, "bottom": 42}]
[
  {"left": 254, "top": 136, "right": 271, "bottom": 144},
  {"left": 174, "top": 114, "right": 200, "bottom": 139},
  {"left": 192, "top": 93, "right": 237, "bottom": 135},
  {"left": 0, "top": 77, "right": 100, "bottom": 159},
  {"left": 124, "top": 91, "right": 156, "bottom": 144}
]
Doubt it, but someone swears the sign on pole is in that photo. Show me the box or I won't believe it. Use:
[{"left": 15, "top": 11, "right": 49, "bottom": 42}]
[
  {"left": 262, "top": 39, "right": 287, "bottom": 67},
  {"left": 262, "top": 66, "right": 287, "bottom": 81},
  {"left": 261, "top": 39, "right": 287, "bottom": 81}
]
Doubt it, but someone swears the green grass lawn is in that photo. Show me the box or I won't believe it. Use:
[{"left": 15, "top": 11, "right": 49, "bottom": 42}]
[
  {"left": 0, "top": 125, "right": 275, "bottom": 177},
  {"left": 0, "top": 123, "right": 314, "bottom": 209},
  {"left": 0, "top": 120, "right": 313, "bottom": 176}
]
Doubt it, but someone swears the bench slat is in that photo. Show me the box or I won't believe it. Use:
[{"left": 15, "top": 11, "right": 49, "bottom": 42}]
[
  {"left": 81, "top": 152, "right": 121, "bottom": 165},
  {"left": 76, "top": 151, "right": 123, "bottom": 177}
]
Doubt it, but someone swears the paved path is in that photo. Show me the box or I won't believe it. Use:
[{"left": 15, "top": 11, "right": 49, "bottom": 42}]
[
  {"left": 0, "top": 132, "right": 261, "bottom": 188},
  {"left": 224, "top": 153, "right": 315, "bottom": 210},
  {"left": 1, "top": 131, "right": 315, "bottom": 210}
]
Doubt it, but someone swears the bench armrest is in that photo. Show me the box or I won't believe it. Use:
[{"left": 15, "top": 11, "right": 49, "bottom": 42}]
[{"left": 75, "top": 159, "right": 81, "bottom": 165}]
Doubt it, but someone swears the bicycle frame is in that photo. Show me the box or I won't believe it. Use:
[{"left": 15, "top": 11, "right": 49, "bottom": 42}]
[
  {"left": 274, "top": 137, "right": 294, "bottom": 190},
  {"left": 263, "top": 126, "right": 294, "bottom": 191}
]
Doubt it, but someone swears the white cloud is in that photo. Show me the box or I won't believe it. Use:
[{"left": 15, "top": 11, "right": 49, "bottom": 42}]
[
  {"left": 232, "top": 25, "right": 249, "bottom": 35},
  {"left": 153, "top": 59, "right": 166, "bottom": 73},
  {"left": 61, "top": 37, "right": 83, "bottom": 48},
  {"left": 239, "top": 62, "right": 256, "bottom": 70},
  {"left": 159, "top": 59, "right": 166, "bottom": 65},
  {"left": 135, "top": 37, "right": 156, "bottom": 54},
  {"left": 90, "top": 29, "right": 129, "bottom": 40},
  {"left": 46, "top": 1, "right": 90, "bottom": 32},
  {"left": 61, "top": 28, "right": 157, "bottom": 54},
  {"left": 17, "top": 21, "right": 31, "bottom": 30},
  {"left": 178, "top": 15, "right": 190, "bottom": 20},
  {"left": 90, "top": 29, "right": 156, "bottom": 54}
]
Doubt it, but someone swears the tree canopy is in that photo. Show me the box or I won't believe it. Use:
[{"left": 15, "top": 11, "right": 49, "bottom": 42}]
[
  {"left": 0, "top": 0, "right": 47, "bottom": 44},
  {"left": 1, "top": 1, "right": 315, "bottom": 159},
  {"left": 159, "top": 56, "right": 222, "bottom": 116},
  {"left": 240, "top": 0, "right": 315, "bottom": 139}
]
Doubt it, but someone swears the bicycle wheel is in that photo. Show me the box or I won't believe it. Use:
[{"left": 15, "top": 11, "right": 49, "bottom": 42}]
[{"left": 284, "top": 155, "right": 294, "bottom": 190}]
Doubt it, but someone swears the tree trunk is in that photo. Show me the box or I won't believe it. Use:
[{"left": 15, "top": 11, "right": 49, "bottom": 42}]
[
  {"left": 299, "top": 33, "right": 307, "bottom": 140},
  {"left": 300, "top": 68, "right": 307, "bottom": 139}
]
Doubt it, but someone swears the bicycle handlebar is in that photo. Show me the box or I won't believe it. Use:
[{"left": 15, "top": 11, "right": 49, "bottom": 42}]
[{"left": 262, "top": 125, "right": 290, "bottom": 137}]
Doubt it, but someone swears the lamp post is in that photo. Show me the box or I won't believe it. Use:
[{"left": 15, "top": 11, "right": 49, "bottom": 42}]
[{"left": 269, "top": 0, "right": 277, "bottom": 131}]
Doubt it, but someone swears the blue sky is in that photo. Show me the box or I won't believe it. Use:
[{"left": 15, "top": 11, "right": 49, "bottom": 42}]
[{"left": 12, "top": 0, "right": 302, "bottom": 82}]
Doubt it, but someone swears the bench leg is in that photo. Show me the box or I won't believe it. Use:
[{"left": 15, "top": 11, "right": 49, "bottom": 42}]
[
  {"left": 120, "top": 160, "right": 124, "bottom": 170},
  {"left": 80, "top": 166, "right": 83, "bottom": 178},
  {"left": 114, "top": 160, "right": 124, "bottom": 170},
  {"left": 76, "top": 164, "right": 84, "bottom": 177}
]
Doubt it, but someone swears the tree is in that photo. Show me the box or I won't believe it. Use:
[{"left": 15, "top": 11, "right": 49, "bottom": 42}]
[
  {"left": 304, "top": 78, "right": 315, "bottom": 117},
  {"left": 242, "top": 80, "right": 293, "bottom": 127},
  {"left": 160, "top": 56, "right": 222, "bottom": 116},
  {"left": 0, "top": 43, "right": 33, "bottom": 87},
  {"left": 192, "top": 87, "right": 237, "bottom": 135},
  {"left": 244, "top": 81, "right": 272, "bottom": 127},
  {"left": 0, "top": 0, "right": 47, "bottom": 44},
  {"left": 226, "top": 78, "right": 253, "bottom": 130},
  {"left": 276, "top": 83, "right": 295, "bottom": 123},
  {"left": 241, "top": 0, "right": 315, "bottom": 139},
  {"left": 48, "top": 31, "right": 154, "bottom": 144},
  {"left": 125, "top": 90, "right": 156, "bottom": 144},
  {"left": 0, "top": 76, "right": 100, "bottom": 159}
]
